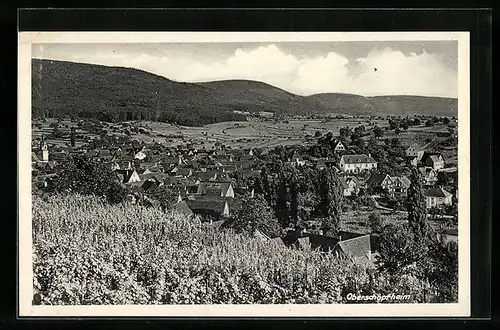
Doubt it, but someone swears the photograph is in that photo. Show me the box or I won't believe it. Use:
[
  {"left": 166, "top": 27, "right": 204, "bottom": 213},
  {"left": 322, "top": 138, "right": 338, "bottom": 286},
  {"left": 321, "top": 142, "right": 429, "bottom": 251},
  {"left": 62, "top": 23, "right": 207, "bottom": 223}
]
[{"left": 18, "top": 31, "right": 470, "bottom": 317}]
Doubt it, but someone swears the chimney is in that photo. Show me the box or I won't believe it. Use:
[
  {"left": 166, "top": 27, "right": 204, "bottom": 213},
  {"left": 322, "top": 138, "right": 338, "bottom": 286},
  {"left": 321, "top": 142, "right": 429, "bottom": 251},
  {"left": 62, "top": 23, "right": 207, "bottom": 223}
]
[
  {"left": 339, "top": 235, "right": 342, "bottom": 241},
  {"left": 367, "top": 250, "right": 372, "bottom": 261}
]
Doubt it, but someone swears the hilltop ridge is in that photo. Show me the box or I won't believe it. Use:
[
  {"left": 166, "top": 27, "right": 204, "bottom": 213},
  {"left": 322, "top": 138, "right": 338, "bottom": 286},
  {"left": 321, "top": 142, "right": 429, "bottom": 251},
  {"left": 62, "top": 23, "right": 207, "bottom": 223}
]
[{"left": 32, "top": 59, "right": 458, "bottom": 126}]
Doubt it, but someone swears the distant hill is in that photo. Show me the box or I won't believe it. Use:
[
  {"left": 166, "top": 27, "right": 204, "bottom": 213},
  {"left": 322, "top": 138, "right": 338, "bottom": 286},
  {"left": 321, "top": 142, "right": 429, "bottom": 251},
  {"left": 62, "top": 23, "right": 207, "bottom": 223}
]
[
  {"left": 32, "top": 59, "right": 458, "bottom": 126},
  {"left": 307, "top": 93, "right": 457, "bottom": 117}
]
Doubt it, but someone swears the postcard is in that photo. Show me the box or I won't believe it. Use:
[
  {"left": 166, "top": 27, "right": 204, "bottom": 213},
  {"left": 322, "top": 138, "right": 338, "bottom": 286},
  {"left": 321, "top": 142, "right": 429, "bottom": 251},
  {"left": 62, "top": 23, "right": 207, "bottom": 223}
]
[{"left": 18, "top": 31, "right": 470, "bottom": 317}]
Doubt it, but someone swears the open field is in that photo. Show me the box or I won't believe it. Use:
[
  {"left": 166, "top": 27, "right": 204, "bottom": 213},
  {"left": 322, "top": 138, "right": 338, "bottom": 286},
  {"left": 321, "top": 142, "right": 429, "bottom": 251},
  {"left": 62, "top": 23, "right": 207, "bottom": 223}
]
[
  {"left": 341, "top": 208, "right": 456, "bottom": 235},
  {"left": 31, "top": 118, "right": 95, "bottom": 148},
  {"left": 135, "top": 118, "right": 388, "bottom": 149}
]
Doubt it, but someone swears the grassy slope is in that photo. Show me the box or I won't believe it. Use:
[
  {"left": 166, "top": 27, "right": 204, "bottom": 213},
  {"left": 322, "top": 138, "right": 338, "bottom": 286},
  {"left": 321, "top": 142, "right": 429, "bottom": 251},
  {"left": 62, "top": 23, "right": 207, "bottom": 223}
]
[
  {"left": 33, "top": 59, "right": 458, "bottom": 123},
  {"left": 32, "top": 194, "right": 428, "bottom": 305}
]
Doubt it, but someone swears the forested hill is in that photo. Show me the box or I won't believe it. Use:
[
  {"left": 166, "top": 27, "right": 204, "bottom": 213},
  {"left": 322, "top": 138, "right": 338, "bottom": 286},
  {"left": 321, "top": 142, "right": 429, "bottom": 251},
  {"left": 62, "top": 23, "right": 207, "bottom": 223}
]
[
  {"left": 32, "top": 59, "right": 458, "bottom": 126},
  {"left": 307, "top": 93, "right": 458, "bottom": 117}
]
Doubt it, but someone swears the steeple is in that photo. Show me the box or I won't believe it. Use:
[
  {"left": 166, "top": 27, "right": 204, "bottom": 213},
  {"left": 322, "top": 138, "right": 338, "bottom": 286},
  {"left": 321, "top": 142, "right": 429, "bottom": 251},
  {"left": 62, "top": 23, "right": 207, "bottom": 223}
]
[{"left": 40, "top": 135, "right": 49, "bottom": 162}]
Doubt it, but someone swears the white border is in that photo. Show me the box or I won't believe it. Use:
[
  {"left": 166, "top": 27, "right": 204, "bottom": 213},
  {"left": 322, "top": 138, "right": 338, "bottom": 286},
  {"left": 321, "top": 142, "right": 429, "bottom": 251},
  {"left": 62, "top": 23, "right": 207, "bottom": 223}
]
[{"left": 18, "top": 32, "right": 470, "bottom": 317}]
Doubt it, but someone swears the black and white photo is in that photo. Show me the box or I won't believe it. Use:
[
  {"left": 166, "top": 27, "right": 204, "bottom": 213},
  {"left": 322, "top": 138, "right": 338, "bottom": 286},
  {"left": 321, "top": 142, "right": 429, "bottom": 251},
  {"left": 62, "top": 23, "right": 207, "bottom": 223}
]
[{"left": 18, "top": 31, "right": 470, "bottom": 317}]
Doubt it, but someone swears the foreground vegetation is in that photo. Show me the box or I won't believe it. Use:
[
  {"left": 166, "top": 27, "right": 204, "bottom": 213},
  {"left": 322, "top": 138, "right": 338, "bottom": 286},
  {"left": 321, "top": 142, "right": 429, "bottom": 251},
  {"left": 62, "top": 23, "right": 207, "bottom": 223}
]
[{"left": 33, "top": 194, "right": 457, "bottom": 305}]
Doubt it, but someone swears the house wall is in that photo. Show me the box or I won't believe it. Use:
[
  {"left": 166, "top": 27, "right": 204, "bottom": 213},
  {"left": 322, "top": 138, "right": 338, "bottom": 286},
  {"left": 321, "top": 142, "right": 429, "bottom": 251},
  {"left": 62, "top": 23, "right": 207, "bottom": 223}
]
[
  {"left": 343, "top": 162, "right": 377, "bottom": 173},
  {"left": 225, "top": 185, "right": 235, "bottom": 198},
  {"left": 425, "top": 195, "right": 452, "bottom": 208}
]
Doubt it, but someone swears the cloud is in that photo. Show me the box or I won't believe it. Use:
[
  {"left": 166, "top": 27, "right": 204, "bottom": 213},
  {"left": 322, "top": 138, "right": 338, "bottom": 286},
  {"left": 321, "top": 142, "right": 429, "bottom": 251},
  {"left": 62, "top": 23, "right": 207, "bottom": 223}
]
[{"left": 33, "top": 44, "right": 457, "bottom": 98}]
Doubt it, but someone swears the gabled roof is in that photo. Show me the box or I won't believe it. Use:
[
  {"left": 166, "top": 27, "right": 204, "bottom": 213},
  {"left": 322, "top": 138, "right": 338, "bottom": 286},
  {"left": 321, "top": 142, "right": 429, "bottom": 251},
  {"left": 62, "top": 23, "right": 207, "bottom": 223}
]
[
  {"left": 341, "top": 154, "right": 377, "bottom": 164},
  {"left": 336, "top": 234, "right": 371, "bottom": 259},
  {"left": 391, "top": 175, "right": 411, "bottom": 187},
  {"left": 419, "top": 167, "right": 436, "bottom": 176},
  {"left": 291, "top": 151, "right": 303, "bottom": 160},
  {"left": 116, "top": 169, "right": 138, "bottom": 183},
  {"left": 421, "top": 152, "right": 444, "bottom": 163},
  {"left": 367, "top": 173, "right": 392, "bottom": 186},
  {"left": 253, "top": 229, "right": 271, "bottom": 241},
  {"left": 423, "top": 187, "right": 453, "bottom": 198},
  {"left": 339, "top": 176, "right": 358, "bottom": 189},
  {"left": 333, "top": 140, "right": 345, "bottom": 149},
  {"left": 186, "top": 199, "right": 228, "bottom": 215},
  {"left": 194, "top": 170, "right": 218, "bottom": 181},
  {"left": 174, "top": 201, "right": 194, "bottom": 217},
  {"left": 198, "top": 181, "right": 232, "bottom": 195},
  {"left": 176, "top": 167, "right": 193, "bottom": 176},
  {"left": 406, "top": 142, "right": 426, "bottom": 151}
]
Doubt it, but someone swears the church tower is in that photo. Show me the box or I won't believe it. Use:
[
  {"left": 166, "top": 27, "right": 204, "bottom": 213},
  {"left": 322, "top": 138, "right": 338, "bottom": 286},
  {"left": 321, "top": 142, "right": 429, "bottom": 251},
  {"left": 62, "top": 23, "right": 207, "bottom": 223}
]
[{"left": 40, "top": 135, "right": 49, "bottom": 162}]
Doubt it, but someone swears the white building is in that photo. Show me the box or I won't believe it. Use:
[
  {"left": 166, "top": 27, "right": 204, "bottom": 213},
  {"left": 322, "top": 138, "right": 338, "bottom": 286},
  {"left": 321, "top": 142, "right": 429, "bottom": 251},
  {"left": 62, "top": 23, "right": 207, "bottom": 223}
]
[{"left": 339, "top": 154, "right": 377, "bottom": 173}]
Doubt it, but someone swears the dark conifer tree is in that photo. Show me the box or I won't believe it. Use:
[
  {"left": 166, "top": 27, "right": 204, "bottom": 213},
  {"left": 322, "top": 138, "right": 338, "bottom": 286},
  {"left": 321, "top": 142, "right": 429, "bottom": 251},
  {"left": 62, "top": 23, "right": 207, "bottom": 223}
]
[
  {"left": 319, "top": 168, "right": 343, "bottom": 236},
  {"left": 407, "top": 168, "right": 428, "bottom": 240},
  {"left": 70, "top": 127, "right": 76, "bottom": 147}
]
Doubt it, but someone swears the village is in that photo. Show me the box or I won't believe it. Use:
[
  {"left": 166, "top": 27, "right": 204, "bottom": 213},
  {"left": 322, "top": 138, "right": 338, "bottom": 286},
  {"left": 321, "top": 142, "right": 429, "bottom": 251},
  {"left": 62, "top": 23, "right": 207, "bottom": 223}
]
[{"left": 31, "top": 114, "right": 459, "bottom": 269}]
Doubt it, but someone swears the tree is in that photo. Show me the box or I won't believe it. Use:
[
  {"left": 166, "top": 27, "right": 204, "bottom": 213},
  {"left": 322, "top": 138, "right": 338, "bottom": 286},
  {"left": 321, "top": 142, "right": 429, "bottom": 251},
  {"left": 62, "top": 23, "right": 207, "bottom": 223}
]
[
  {"left": 146, "top": 185, "right": 178, "bottom": 211},
  {"left": 373, "top": 125, "right": 383, "bottom": 138},
  {"left": 401, "top": 121, "right": 409, "bottom": 131},
  {"left": 227, "top": 195, "right": 282, "bottom": 238},
  {"left": 339, "top": 127, "right": 351, "bottom": 139},
  {"left": 428, "top": 240, "right": 458, "bottom": 302},
  {"left": 314, "top": 130, "right": 322, "bottom": 138},
  {"left": 377, "top": 223, "right": 423, "bottom": 275},
  {"left": 70, "top": 127, "right": 76, "bottom": 147},
  {"left": 413, "top": 117, "right": 421, "bottom": 126},
  {"left": 319, "top": 168, "right": 343, "bottom": 236},
  {"left": 425, "top": 120, "right": 434, "bottom": 127},
  {"left": 47, "top": 155, "right": 129, "bottom": 204},
  {"left": 442, "top": 117, "right": 451, "bottom": 125},
  {"left": 406, "top": 168, "right": 428, "bottom": 240},
  {"left": 368, "top": 213, "right": 383, "bottom": 234},
  {"left": 394, "top": 128, "right": 401, "bottom": 135}
]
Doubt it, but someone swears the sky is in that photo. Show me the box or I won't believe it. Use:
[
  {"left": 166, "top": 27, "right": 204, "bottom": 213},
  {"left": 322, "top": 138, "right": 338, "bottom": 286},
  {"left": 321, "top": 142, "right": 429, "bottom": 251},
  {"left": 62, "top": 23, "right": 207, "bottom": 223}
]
[{"left": 32, "top": 41, "right": 458, "bottom": 98}]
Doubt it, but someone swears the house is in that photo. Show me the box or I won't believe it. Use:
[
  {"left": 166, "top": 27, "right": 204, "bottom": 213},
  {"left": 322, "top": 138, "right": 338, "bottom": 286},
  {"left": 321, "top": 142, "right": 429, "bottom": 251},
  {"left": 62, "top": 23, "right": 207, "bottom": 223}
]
[
  {"left": 423, "top": 187, "right": 453, "bottom": 209},
  {"left": 139, "top": 172, "right": 165, "bottom": 186},
  {"left": 193, "top": 170, "right": 218, "bottom": 183},
  {"left": 315, "top": 157, "right": 336, "bottom": 170},
  {"left": 34, "top": 136, "right": 49, "bottom": 162},
  {"left": 390, "top": 176, "right": 412, "bottom": 197},
  {"left": 238, "top": 160, "right": 255, "bottom": 170},
  {"left": 290, "top": 151, "right": 305, "bottom": 166},
  {"left": 405, "top": 143, "right": 426, "bottom": 160},
  {"left": 116, "top": 169, "right": 141, "bottom": 184},
  {"left": 366, "top": 173, "right": 393, "bottom": 193},
  {"left": 333, "top": 234, "right": 373, "bottom": 266},
  {"left": 173, "top": 201, "right": 194, "bottom": 218},
  {"left": 419, "top": 167, "right": 438, "bottom": 185},
  {"left": 233, "top": 186, "right": 255, "bottom": 198},
  {"left": 134, "top": 147, "right": 148, "bottom": 160},
  {"left": 163, "top": 156, "right": 183, "bottom": 169},
  {"left": 174, "top": 167, "right": 193, "bottom": 178},
  {"left": 441, "top": 228, "right": 458, "bottom": 244},
  {"left": 340, "top": 176, "right": 359, "bottom": 196},
  {"left": 422, "top": 152, "right": 445, "bottom": 171},
  {"left": 119, "top": 161, "right": 133, "bottom": 170},
  {"left": 339, "top": 154, "right": 377, "bottom": 173},
  {"left": 197, "top": 181, "right": 235, "bottom": 198},
  {"left": 282, "top": 230, "right": 373, "bottom": 266},
  {"left": 333, "top": 140, "right": 346, "bottom": 153},
  {"left": 186, "top": 199, "right": 230, "bottom": 218}
]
